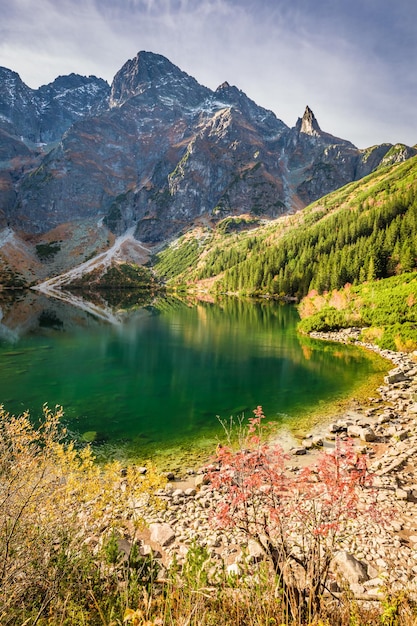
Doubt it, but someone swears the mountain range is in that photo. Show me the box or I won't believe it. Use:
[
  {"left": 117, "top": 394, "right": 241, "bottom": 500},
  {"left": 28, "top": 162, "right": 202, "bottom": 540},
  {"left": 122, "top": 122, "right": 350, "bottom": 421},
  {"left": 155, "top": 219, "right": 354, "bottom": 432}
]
[{"left": 0, "top": 50, "right": 416, "bottom": 288}]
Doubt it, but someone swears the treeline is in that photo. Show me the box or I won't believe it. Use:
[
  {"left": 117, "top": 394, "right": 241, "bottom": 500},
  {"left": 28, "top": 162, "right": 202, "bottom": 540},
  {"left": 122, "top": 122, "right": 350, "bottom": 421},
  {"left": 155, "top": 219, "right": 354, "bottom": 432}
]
[
  {"left": 155, "top": 238, "right": 201, "bottom": 280},
  {"left": 197, "top": 183, "right": 417, "bottom": 298}
]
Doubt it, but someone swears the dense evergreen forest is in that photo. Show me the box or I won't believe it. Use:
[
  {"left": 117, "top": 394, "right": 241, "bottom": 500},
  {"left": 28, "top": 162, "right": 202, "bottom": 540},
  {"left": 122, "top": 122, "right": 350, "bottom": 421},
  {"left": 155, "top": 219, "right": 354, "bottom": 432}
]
[{"left": 154, "top": 156, "right": 417, "bottom": 299}]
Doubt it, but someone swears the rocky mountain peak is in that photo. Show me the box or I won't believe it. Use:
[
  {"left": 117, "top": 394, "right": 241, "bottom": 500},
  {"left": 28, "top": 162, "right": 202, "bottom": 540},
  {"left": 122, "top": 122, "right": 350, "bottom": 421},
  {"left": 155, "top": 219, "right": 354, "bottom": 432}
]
[
  {"left": 40, "top": 73, "right": 109, "bottom": 93},
  {"left": 296, "top": 105, "right": 321, "bottom": 136},
  {"left": 109, "top": 50, "right": 208, "bottom": 108},
  {"left": 1, "top": 51, "right": 416, "bottom": 251},
  {"left": 216, "top": 81, "right": 231, "bottom": 91},
  {"left": 213, "top": 81, "right": 242, "bottom": 103},
  {"left": 0, "top": 66, "right": 26, "bottom": 85},
  {"left": 212, "top": 81, "right": 286, "bottom": 134},
  {"left": 0, "top": 67, "right": 37, "bottom": 140}
]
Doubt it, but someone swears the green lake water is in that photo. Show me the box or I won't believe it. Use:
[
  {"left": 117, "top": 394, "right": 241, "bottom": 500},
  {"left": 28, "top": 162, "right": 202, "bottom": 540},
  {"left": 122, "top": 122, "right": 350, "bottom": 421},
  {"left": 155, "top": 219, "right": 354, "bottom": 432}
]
[{"left": 0, "top": 293, "right": 388, "bottom": 469}]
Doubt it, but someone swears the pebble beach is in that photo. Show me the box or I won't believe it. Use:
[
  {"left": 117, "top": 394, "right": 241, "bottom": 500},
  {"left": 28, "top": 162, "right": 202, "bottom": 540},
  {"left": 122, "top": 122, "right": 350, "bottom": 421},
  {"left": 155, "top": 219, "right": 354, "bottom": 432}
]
[{"left": 102, "top": 330, "right": 417, "bottom": 599}]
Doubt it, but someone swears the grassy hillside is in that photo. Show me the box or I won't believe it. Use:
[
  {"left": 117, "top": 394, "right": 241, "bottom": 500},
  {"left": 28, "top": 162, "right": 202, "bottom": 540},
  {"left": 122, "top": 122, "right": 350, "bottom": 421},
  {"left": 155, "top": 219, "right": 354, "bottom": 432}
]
[
  {"left": 298, "top": 272, "right": 417, "bottom": 351},
  {"left": 154, "top": 155, "right": 417, "bottom": 299}
]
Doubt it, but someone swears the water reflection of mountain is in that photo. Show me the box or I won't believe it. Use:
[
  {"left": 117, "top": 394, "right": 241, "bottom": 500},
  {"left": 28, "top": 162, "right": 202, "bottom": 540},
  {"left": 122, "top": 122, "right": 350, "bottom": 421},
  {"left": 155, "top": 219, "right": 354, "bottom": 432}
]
[
  {"left": 0, "top": 289, "right": 157, "bottom": 342},
  {"left": 152, "top": 294, "right": 383, "bottom": 374},
  {"left": 0, "top": 291, "right": 385, "bottom": 384}
]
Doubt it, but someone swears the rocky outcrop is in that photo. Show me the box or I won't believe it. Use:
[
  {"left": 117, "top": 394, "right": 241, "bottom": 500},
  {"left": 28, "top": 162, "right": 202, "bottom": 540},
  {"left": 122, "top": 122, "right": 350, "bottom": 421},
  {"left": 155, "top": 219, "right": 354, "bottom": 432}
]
[{"left": 295, "top": 105, "right": 322, "bottom": 136}]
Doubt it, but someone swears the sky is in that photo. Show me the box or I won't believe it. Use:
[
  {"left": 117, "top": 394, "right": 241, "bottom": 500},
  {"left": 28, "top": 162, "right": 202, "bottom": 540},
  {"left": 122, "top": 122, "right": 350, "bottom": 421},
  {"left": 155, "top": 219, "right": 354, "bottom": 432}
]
[{"left": 1, "top": 0, "right": 416, "bottom": 149}]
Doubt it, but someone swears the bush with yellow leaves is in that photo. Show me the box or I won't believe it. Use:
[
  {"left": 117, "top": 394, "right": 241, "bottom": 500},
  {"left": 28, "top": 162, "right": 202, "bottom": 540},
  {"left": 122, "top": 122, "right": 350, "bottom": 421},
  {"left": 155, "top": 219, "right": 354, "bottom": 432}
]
[{"left": 0, "top": 404, "right": 164, "bottom": 625}]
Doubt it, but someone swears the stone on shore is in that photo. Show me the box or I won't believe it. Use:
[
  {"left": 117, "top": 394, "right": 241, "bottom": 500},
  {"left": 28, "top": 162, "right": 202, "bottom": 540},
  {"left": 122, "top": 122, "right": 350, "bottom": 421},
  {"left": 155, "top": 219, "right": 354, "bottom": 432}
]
[
  {"left": 149, "top": 523, "right": 176, "bottom": 547},
  {"left": 195, "top": 473, "right": 210, "bottom": 488},
  {"left": 347, "top": 424, "right": 377, "bottom": 442},
  {"left": 332, "top": 551, "right": 369, "bottom": 585},
  {"left": 293, "top": 447, "right": 307, "bottom": 455},
  {"left": 385, "top": 371, "right": 409, "bottom": 384}
]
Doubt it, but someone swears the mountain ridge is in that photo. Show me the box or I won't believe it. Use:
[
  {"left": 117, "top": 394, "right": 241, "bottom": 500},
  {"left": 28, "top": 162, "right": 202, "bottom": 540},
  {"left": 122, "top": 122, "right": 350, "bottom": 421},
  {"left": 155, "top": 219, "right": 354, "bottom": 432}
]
[{"left": 0, "top": 50, "right": 416, "bottom": 287}]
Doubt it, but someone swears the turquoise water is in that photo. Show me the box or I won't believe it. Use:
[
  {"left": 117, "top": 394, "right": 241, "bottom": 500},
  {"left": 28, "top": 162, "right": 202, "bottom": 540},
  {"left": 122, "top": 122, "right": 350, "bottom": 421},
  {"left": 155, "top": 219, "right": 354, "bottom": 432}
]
[{"left": 0, "top": 294, "right": 387, "bottom": 466}]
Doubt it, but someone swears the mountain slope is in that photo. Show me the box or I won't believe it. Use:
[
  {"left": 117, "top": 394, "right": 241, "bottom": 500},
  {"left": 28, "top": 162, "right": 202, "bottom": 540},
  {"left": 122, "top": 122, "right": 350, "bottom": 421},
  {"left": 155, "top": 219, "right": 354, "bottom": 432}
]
[
  {"left": 1, "top": 50, "right": 415, "bottom": 252},
  {"left": 153, "top": 155, "right": 417, "bottom": 298},
  {"left": 0, "top": 220, "right": 114, "bottom": 289}
]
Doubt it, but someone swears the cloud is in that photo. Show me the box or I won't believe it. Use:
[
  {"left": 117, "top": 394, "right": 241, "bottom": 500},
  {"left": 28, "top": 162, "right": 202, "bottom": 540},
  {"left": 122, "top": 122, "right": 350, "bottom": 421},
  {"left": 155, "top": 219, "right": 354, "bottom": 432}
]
[{"left": 0, "top": 0, "right": 116, "bottom": 84}]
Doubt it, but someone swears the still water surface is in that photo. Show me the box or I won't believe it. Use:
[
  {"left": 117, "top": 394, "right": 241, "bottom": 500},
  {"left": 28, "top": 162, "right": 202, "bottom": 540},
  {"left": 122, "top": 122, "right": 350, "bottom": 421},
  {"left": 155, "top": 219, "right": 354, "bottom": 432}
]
[{"left": 0, "top": 294, "right": 387, "bottom": 466}]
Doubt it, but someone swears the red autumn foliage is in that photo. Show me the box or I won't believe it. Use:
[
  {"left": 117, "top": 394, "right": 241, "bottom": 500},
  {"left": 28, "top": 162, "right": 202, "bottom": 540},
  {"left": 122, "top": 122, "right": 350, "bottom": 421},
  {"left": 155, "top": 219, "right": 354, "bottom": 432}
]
[{"left": 207, "top": 406, "right": 382, "bottom": 620}]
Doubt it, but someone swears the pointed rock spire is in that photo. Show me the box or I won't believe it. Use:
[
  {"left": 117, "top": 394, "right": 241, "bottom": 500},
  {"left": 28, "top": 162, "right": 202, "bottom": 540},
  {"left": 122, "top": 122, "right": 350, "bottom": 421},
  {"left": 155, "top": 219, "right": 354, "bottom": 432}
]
[{"left": 296, "top": 105, "right": 321, "bottom": 136}]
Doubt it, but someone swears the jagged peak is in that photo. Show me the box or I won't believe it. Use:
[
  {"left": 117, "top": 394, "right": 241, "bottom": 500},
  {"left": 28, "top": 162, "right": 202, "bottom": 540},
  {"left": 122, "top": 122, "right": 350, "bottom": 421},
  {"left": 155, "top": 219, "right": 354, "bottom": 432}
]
[
  {"left": 125, "top": 50, "right": 179, "bottom": 76},
  {"left": 0, "top": 66, "right": 31, "bottom": 91},
  {"left": 0, "top": 66, "right": 22, "bottom": 78},
  {"left": 109, "top": 50, "right": 203, "bottom": 107},
  {"left": 39, "top": 73, "right": 109, "bottom": 93},
  {"left": 216, "top": 81, "right": 231, "bottom": 91},
  {"left": 296, "top": 105, "right": 321, "bottom": 136},
  {"left": 211, "top": 82, "right": 285, "bottom": 130},
  {"left": 112, "top": 50, "right": 179, "bottom": 86}
]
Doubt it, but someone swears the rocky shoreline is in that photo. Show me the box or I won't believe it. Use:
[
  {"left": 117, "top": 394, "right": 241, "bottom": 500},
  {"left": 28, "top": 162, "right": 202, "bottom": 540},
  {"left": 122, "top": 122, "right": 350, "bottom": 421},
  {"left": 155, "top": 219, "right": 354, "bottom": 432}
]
[{"left": 118, "top": 329, "right": 417, "bottom": 599}]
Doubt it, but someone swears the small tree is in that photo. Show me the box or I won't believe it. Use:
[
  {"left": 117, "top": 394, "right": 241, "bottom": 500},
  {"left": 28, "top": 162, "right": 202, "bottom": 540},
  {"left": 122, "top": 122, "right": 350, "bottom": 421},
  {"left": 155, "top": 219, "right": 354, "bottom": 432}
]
[{"left": 208, "top": 407, "right": 379, "bottom": 622}]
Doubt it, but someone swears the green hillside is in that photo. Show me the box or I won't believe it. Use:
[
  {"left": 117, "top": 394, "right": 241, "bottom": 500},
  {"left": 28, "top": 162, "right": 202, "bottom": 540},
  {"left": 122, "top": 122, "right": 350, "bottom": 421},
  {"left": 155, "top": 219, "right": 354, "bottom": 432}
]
[
  {"left": 154, "top": 155, "right": 417, "bottom": 299},
  {"left": 298, "top": 272, "right": 417, "bottom": 351}
]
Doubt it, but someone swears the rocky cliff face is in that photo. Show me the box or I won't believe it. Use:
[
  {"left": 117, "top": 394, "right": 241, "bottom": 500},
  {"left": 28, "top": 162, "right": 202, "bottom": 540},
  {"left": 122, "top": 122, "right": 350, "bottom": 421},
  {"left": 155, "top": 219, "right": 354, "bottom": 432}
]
[
  {"left": 0, "top": 67, "right": 110, "bottom": 230},
  {"left": 0, "top": 67, "right": 110, "bottom": 142},
  {"left": 1, "top": 51, "right": 416, "bottom": 245}
]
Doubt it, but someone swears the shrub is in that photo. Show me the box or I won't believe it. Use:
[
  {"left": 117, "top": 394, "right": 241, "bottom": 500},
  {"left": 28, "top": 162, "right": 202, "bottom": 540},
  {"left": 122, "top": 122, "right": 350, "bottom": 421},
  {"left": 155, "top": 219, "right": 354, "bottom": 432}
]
[
  {"left": 207, "top": 407, "right": 381, "bottom": 623},
  {"left": 298, "top": 307, "right": 360, "bottom": 333},
  {"left": 0, "top": 404, "right": 163, "bottom": 624},
  {"left": 35, "top": 241, "right": 61, "bottom": 261},
  {"left": 298, "top": 273, "right": 417, "bottom": 351}
]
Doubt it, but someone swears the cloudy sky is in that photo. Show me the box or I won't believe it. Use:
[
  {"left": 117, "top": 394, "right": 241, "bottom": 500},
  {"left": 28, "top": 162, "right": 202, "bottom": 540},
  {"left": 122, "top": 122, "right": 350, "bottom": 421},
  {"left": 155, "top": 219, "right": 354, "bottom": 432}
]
[{"left": 1, "top": 0, "right": 416, "bottom": 148}]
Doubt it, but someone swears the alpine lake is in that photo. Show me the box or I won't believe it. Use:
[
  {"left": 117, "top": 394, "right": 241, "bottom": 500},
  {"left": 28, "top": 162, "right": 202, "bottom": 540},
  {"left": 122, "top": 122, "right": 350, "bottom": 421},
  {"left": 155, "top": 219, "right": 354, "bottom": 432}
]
[{"left": 0, "top": 289, "right": 389, "bottom": 472}]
